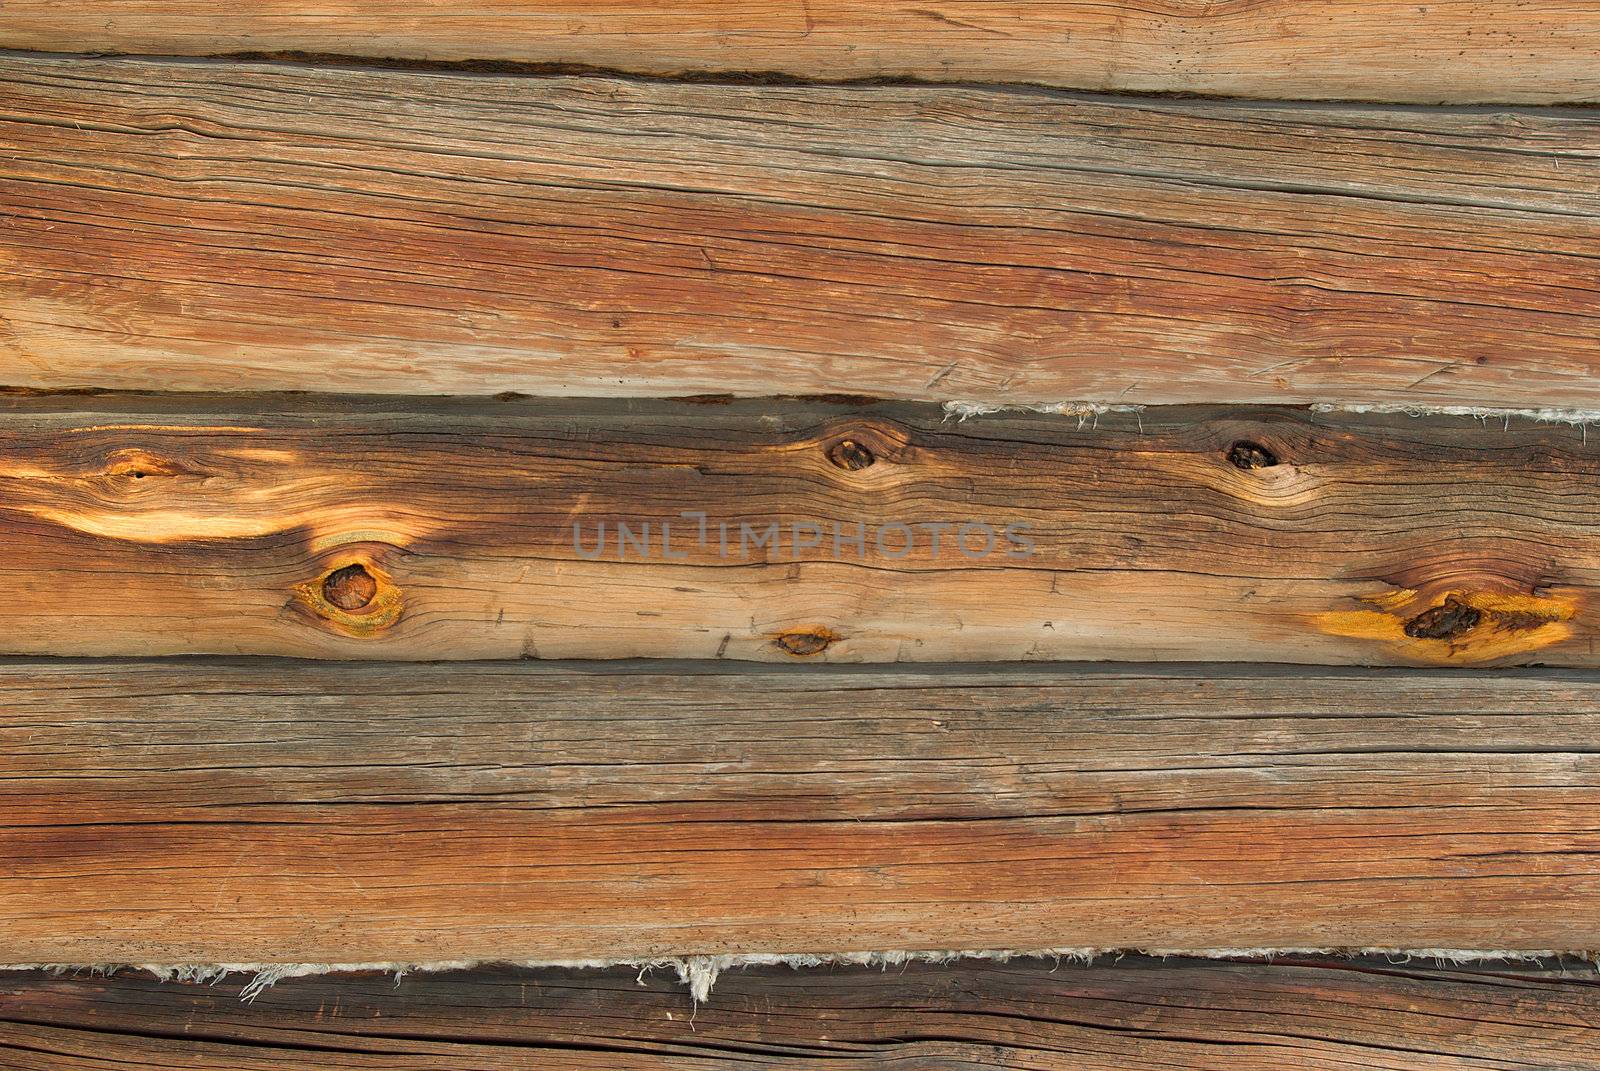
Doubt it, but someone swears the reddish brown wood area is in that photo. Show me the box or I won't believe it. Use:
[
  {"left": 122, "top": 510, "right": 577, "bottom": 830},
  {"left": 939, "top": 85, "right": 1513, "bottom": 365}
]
[
  {"left": 5, "top": 660, "right": 1600, "bottom": 963},
  {"left": 8, "top": 4, "right": 1600, "bottom": 1060},
  {"left": 4, "top": 956, "right": 1598, "bottom": 1069},
  {"left": 0, "top": 396, "right": 1593, "bottom": 666},
  {"left": 5, "top": 55, "right": 1600, "bottom": 406},
  {"left": 6, "top": 2, "right": 1600, "bottom": 103}
]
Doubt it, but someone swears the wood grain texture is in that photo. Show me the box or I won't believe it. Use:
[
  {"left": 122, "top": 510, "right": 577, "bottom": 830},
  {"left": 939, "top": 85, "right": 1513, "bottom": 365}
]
[
  {"left": 5, "top": 956, "right": 1600, "bottom": 1070},
  {"left": 0, "top": 395, "right": 1593, "bottom": 666},
  {"left": 6, "top": 2, "right": 1600, "bottom": 104},
  {"left": 7, "top": 659, "right": 1600, "bottom": 962},
  {"left": 7, "top": 55, "right": 1600, "bottom": 408}
]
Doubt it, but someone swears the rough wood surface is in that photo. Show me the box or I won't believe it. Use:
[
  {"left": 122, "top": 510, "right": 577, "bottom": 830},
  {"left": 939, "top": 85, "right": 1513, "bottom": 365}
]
[
  {"left": 0, "top": 395, "right": 1593, "bottom": 666},
  {"left": 5, "top": 956, "right": 1599, "bottom": 1069},
  {"left": 7, "top": 659, "right": 1600, "bottom": 962},
  {"left": 7, "top": 56, "right": 1600, "bottom": 408},
  {"left": 0, "top": 392, "right": 1593, "bottom": 659},
  {"left": 6, "top": 2, "right": 1600, "bottom": 104}
]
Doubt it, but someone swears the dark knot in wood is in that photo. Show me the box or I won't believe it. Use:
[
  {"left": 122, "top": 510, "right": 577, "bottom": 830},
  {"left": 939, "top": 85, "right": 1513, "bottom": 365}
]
[
  {"left": 773, "top": 628, "right": 839, "bottom": 656},
  {"left": 1405, "top": 595, "right": 1483, "bottom": 640},
  {"left": 827, "top": 439, "right": 876, "bottom": 470},
  {"left": 1227, "top": 441, "right": 1279, "bottom": 470},
  {"left": 323, "top": 563, "right": 379, "bottom": 611}
]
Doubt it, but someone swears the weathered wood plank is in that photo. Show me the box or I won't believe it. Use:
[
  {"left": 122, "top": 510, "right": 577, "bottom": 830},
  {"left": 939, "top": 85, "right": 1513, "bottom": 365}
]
[
  {"left": 4, "top": 956, "right": 1598, "bottom": 1069},
  {"left": 5, "top": 659, "right": 1600, "bottom": 962},
  {"left": 6, "top": 3, "right": 1600, "bottom": 104},
  {"left": 0, "top": 395, "right": 1593, "bottom": 666},
  {"left": 6, "top": 55, "right": 1600, "bottom": 407}
]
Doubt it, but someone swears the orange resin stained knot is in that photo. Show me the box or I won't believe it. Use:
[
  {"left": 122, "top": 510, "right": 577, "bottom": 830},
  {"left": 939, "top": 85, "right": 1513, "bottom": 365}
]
[{"left": 294, "top": 559, "right": 404, "bottom": 637}]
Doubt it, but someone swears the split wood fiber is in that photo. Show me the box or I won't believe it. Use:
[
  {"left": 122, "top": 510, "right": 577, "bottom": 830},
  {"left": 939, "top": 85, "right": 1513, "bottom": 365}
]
[
  {"left": 6, "top": 55, "right": 1600, "bottom": 407},
  {"left": 0, "top": 395, "right": 1593, "bottom": 666},
  {"left": 6, "top": 2, "right": 1600, "bottom": 104},
  {"left": 6, "top": 659, "right": 1600, "bottom": 962},
  {"left": 6, "top": 956, "right": 1600, "bottom": 1069}
]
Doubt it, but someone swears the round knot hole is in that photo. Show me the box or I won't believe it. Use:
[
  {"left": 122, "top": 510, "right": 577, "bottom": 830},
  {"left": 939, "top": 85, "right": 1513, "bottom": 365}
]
[
  {"left": 827, "top": 439, "right": 875, "bottom": 471},
  {"left": 1227, "top": 441, "right": 1279, "bottom": 470},
  {"left": 323, "top": 563, "right": 378, "bottom": 611}
]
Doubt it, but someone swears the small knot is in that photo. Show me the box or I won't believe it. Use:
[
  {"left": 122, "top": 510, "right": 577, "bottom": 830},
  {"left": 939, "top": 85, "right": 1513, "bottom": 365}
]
[
  {"left": 826, "top": 439, "right": 875, "bottom": 471},
  {"left": 1227, "top": 441, "right": 1279, "bottom": 470},
  {"left": 322, "top": 563, "right": 378, "bottom": 611},
  {"left": 773, "top": 627, "right": 839, "bottom": 656},
  {"left": 99, "top": 448, "right": 200, "bottom": 484}
]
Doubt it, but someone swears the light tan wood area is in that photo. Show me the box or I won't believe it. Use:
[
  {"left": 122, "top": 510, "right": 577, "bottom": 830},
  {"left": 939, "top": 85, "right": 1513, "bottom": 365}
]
[
  {"left": 0, "top": 396, "right": 1594, "bottom": 665},
  {"left": 6, "top": 56, "right": 1600, "bottom": 406},
  {"left": 5, "top": 956, "right": 1599, "bottom": 1069},
  {"left": 5, "top": 2, "right": 1600, "bottom": 104},
  {"left": 5, "top": 661, "right": 1600, "bottom": 962}
]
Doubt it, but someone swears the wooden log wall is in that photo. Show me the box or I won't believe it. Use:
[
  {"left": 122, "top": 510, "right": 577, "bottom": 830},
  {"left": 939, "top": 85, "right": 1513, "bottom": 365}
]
[
  {"left": 0, "top": 396, "right": 1592, "bottom": 666},
  {"left": 7, "top": 956, "right": 1600, "bottom": 1070},
  {"left": 3, "top": 3, "right": 1599, "bottom": 1065},
  {"left": 7, "top": 2, "right": 1600, "bottom": 103},
  {"left": 5, "top": 659, "right": 1600, "bottom": 963},
  {"left": 5, "top": 55, "right": 1600, "bottom": 406}
]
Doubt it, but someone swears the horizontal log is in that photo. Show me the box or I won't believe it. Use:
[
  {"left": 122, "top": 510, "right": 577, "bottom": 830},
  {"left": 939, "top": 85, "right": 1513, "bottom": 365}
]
[
  {"left": 6, "top": 659, "right": 1600, "bottom": 962},
  {"left": 6, "top": 3, "right": 1600, "bottom": 104},
  {"left": 6, "top": 56, "right": 1600, "bottom": 407},
  {"left": 0, "top": 396, "right": 1593, "bottom": 666},
  {"left": 4, "top": 956, "right": 1597, "bottom": 1069}
]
